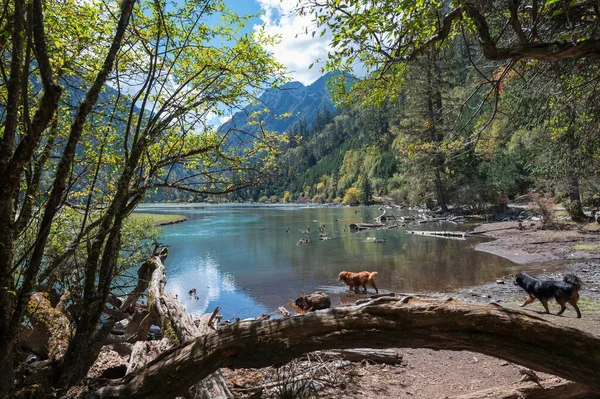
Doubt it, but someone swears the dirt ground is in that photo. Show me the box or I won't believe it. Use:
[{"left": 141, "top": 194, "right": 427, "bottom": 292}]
[{"left": 224, "top": 220, "right": 600, "bottom": 398}]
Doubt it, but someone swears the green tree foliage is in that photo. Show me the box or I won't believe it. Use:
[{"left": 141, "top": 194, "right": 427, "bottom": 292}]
[
  {"left": 0, "top": 0, "right": 285, "bottom": 393},
  {"left": 270, "top": 0, "right": 599, "bottom": 218},
  {"left": 358, "top": 174, "right": 373, "bottom": 204}
]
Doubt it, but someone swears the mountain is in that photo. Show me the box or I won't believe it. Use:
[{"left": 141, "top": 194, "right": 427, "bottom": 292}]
[{"left": 219, "top": 72, "right": 337, "bottom": 135}]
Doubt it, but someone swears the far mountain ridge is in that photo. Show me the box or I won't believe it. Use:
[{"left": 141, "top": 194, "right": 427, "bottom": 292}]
[{"left": 219, "top": 72, "right": 338, "bottom": 135}]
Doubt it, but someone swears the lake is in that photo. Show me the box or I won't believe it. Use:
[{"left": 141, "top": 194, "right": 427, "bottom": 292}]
[{"left": 138, "top": 204, "right": 527, "bottom": 320}]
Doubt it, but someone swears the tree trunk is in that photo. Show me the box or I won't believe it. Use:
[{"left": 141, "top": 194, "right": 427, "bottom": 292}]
[
  {"left": 448, "top": 376, "right": 594, "bottom": 399},
  {"left": 434, "top": 165, "right": 449, "bottom": 212},
  {"left": 566, "top": 175, "right": 587, "bottom": 223},
  {"left": 94, "top": 296, "right": 600, "bottom": 398},
  {"left": 426, "top": 50, "right": 448, "bottom": 213}
]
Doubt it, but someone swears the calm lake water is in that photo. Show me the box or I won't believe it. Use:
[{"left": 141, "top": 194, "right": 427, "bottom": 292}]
[{"left": 139, "top": 204, "right": 527, "bottom": 320}]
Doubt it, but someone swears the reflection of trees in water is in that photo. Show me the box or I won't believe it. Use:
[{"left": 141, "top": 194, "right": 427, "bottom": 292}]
[{"left": 361, "top": 236, "right": 520, "bottom": 291}]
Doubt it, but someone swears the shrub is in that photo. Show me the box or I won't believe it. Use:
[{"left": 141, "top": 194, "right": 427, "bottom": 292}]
[
  {"left": 529, "top": 192, "right": 555, "bottom": 228},
  {"left": 342, "top": 187, "right": 361, "bottom": 205}
]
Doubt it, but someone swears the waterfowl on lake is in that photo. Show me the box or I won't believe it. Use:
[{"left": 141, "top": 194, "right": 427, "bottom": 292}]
[{"left": 297, "top": 236, "right": 311, "bottom": 245}]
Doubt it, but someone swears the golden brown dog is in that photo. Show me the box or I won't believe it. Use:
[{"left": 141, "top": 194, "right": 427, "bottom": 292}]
[{"left": 339, "top": 271, "right": 378, "bottom": 294}]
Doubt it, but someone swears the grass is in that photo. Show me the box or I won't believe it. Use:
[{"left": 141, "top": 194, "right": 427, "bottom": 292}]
[
  {"left": 572, "top": 243, "right": 600, "bottom": 251},
  {"left": 574, "top": 296, "right": 600, "bottom": 313},
  {"left": 130, "top": 212, "right": 186, "bottom": 226},
  {"left": 507, "top": 294, "right": 600, "bottom": 316}
]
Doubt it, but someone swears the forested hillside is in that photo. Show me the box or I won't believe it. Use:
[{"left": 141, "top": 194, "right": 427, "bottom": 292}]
[{"left": 243, "top": 37, "right": 599, "bottom": 221}]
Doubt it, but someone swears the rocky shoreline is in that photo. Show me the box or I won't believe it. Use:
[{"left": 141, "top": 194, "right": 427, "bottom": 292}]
[{"left": 463, "top": 220, "right": 600, "bottom": 305}]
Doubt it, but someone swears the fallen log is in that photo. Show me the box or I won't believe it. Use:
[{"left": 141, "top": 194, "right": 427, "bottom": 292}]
[
  {"left": 448, "top": 376, "right": 595, "bottom": 399},
  {"left": 326, "top": 349, "right": 403, "bottom": 365},
  {"left": 96, "top": 296, "right": 600, "bottom": 398}
]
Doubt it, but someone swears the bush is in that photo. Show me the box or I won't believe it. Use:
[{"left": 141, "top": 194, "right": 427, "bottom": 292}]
[
  {"left": 388, "top": 188, "right": 408, "bottom": 205},
  {"left": 312, "top": 193, "right": 327, "bottom": 203},
  {"left": 342, "top": 187, "right": 361, "bottom": 205},
  {"left": 529, "top": 192, "right": 555, "bottom": 228}
]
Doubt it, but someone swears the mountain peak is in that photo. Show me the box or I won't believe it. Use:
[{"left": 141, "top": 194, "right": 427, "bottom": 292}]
[
  {"left": 279, "top": 81, "right": 304, "bottom": 90},
  {"left": 220, "top": 73, "right": 335, "bottom": 135}
]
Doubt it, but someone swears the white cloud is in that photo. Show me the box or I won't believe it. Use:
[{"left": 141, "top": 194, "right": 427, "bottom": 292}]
[
  {"left": 254, "top": 0, "right": 330, "bottom": 85},
  {"left": 219, "top": 115, "right": 233, "bottom": 125}
]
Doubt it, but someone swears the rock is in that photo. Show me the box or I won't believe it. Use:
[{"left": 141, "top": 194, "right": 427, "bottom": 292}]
[
  {"left": 295, "top": 292, "right": 331, "bottom": 312},
  {"left": 496, "top": 280, "right": 505, "bottom": 285},
  {"left": 88, "top": 347, "right": 128, "bottom": 379}
]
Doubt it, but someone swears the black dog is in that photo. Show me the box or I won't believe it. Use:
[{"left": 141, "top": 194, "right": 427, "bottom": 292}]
[{"left": 515, "top": 273, "right": 583, "bottom": 318}]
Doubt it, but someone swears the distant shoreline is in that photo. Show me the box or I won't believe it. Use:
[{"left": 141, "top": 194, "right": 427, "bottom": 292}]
[{"left": 137, "top": 202, "right": 344, "bottom": 209}]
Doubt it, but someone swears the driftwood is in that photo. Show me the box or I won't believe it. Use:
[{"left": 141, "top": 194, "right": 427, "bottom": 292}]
[
  {"left": 295, "top": 292, "right": 331, "bottom": 311},
  {"left": 448, "top": 376, "right": 595, "bottom": 399},
  {"left": 349, "top": 223, "right": 385, "bottom": 231},
  {"left": 278, "top": 306, "right": 290, "bottom": 318},
  {"left": 327, "top": 349, "right": 403, "bottom": 365},
  {"left": 118, "top": 257, "right": 158, "bottom": 313},
  {"left": 126, "top": 339, "right": 172, "bottom": 375},
  {"left": 143, "top": 249, "right": 232, "bottom": 399},
  {"left": 407, "top": 230, "right": 468, "bottom": 238},
  {"left": 95, "top": 296, "right": 600, "bottom": 398}
]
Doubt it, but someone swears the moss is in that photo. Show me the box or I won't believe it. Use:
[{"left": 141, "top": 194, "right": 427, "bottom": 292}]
[
  {"left": 162, "top": 319, "right": 180, "bottom": 346},
  {"left": 27, "top": 293, "right": 72, "bottom": 360}
]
